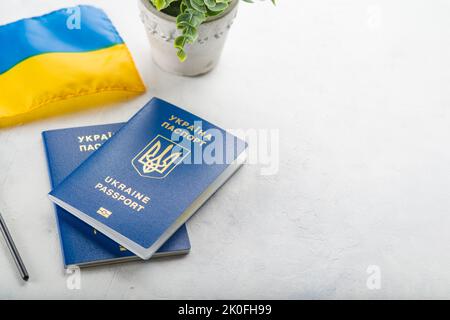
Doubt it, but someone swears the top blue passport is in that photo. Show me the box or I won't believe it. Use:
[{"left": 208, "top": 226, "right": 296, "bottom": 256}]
[{"left": 49, "top": 98, "right": 247, "bottom": 259}]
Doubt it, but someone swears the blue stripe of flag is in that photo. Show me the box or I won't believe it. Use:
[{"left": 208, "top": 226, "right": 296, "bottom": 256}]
[{"left": 0, "top": 5, "right": 124, "bottom": 75}]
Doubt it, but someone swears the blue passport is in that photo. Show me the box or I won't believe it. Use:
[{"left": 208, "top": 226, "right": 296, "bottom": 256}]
[
  {"left": 43, "top": 122, "right": 191, "bottom": 267},
  {"left": 49, "top": 98, "right": 247, "bottom": 259}
]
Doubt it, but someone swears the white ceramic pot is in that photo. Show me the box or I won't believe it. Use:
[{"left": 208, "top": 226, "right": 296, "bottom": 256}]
[{"left": 138, "top": 0, "right": 239, "bottom": 76}]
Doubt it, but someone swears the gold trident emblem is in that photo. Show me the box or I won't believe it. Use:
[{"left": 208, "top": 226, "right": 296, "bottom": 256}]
[
  {"left": 132, "top": 135, "right": 190, "bottom": 179},
  {"left": 138, "top": 140, "right": 182, "bottom": 174}
]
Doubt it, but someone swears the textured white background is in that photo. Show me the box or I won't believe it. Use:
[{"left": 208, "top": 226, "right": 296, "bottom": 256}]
[{"left": 0, "top": 0, "right": 449, "bottom": 299}]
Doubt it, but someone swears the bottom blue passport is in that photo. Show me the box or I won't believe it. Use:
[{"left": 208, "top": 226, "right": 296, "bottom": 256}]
[{"left": 43, "top": 123, "right": 191, "bottom": 267}]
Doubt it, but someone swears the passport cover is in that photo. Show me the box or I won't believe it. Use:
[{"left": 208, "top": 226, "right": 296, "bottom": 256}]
[
  {"left": 49, "top": 98, "right": 247, "bottom": 259},
  {"left": 43, "top": 122, "right": 190, "bottom": 267}
]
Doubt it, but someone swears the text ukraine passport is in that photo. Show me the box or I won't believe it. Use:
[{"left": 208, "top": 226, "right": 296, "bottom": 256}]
[
  {"left": 43, "top": 123, "right": 190, "bottom": 267},
  {"left": 49, "top": 98, "right": 247, "bottom": 259}
]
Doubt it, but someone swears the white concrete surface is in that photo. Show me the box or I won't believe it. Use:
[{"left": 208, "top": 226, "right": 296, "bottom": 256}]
[{"left": 0, "top": 0, "right": 449, "bottom": 299}]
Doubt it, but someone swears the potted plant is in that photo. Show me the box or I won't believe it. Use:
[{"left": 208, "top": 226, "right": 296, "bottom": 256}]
[{"left": 138, "top": 0, "right": 274, "bottom": 76}]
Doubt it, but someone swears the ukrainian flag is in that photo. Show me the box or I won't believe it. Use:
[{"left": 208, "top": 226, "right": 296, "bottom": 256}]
[{"left": 0, "top": 5, "right": 146, "bottom": 127}]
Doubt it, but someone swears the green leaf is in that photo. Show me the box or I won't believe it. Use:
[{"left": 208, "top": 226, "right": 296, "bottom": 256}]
[
  {"left": 150, "top": 0, "right": 180, "bottom": 11},
  {"left": 176, "top": 9, "right": 205, "bottom": 28},
  {"left": 189, "top": 0, "right": 207, "bottom": 13},
  {"left": 177, "top": 49, "right": 187, "bottom": 62},
  {"left": 204, "top": 0, "right": 216, "bottom": 9},
  {"left": 208, "top": 2, "right": 228, "bottom": 12}
]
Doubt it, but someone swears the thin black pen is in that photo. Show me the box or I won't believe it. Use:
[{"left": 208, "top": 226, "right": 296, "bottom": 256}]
[{"left": 0, "top": 212, "right": 29, "bottom": 281}]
